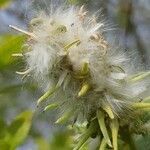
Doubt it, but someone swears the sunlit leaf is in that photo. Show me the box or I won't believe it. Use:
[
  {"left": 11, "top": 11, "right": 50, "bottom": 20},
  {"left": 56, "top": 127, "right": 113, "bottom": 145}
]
[
  {"left": 0, "top": 141, "right": 10, "bottom": 150},
  {"left": 0, "top": 0, "right": 13, "bottom": 9},
  {"left": 0, "top": 35, "right": 25, "bottom": 69}
]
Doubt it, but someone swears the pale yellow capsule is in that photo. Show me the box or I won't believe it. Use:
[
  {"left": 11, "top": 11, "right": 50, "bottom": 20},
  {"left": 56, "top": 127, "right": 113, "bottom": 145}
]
[
  {"left": 81, "top": 62, "right": 89, "bottom": 75},
  {"left": 12, "top": 53, "right": 23, "bottom": 57},
  {"left": 128, "top": 71, "right": 150, "bottom": 83},
  {"left": 43, "top": 103, "right": 58, "bottom": 112},
  {"left": 16, "top": 69, "right": 31, "bottom": 75},
  {"left": 103, "top": 105, "right": 114, "bottom": 119},
  {"left": 55, "top": 111, "right": 73, "bottom": 124},
  {"left": 133, "top": 102, "right": 150, "bottom": 109},
  {"left": 64, "top": 39, "right": 80, "bottom": 51},
  {"left": 37, "top": 87, "right": 57, "bottom": 106},
  {"left": 78, "top": 82, "right": 90, "bottom": 97}
]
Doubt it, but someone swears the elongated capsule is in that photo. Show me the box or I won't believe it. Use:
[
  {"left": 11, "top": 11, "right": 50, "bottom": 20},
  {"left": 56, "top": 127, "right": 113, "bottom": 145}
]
[
  {"left": 64, "top": 39, "right": 80, "bottom": 51},
  {"left": 43, "top": 103, "right": 58, "bottom": 112},
  {"left": 78, "top": 82, "right": 90, "bottom": 97},
  {"left": 16, "top": 69, "right": 31, "bottom": 75},
  {"left": 133, "top": 102, "right": 150, "bottom": 109},
  {"left": 103, "top": 105, "right": 114, "bottom": 119},
  {"left": 128, "top": 71, "right": 150, "bottom": 83},
  {"left": 55, "top": 110, "right": 73, "bottom": 124},
  {"left": 37, "top": 86, "right": 57, "bottom": 106},
  {"left": 37, "top": 71, "right": 68, "bottom": 106},
  {"left": 12, "top": 53, "right": 23, "bottom": 57},
  {"left": 80, "top": 62, "right": 89, "bottom": 75}
]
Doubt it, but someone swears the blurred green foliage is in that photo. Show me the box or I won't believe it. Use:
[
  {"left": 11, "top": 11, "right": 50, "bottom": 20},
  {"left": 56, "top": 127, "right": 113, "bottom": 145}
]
[
  {"left": 0, "top": 32, "right": 75, "bottom": 149},
  {"left": 0, "top": 0, "right": 13, "bottom": 9},
  {"left": 49, "top": 130, "right": 73, "bottom": 150},
  {"left": 0, "top": 111, "right": 33, "bottom": 150},
  {"left": 0, "top": 35, "right": 25, "bottom": 69}
]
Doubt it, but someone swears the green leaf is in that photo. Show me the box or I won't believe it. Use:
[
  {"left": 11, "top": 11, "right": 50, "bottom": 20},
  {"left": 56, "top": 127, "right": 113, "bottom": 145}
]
[
  {"left": 0, "top": 0, "right": 13, "bottom": 9},
  {"left": 0, "top": 118, "right": 9, "bottom": 150},
  {"left": 0, "top": 141, "right": 10, "bottom": 150},
  {"left": 0, "top": 111, "right": 33, "bottom": 150},
  {"left": 0, "top": 35, "right": 25, "bottom": 69},
  {"left": 7, "top": 111, "right": 33, "bottom": 150}
]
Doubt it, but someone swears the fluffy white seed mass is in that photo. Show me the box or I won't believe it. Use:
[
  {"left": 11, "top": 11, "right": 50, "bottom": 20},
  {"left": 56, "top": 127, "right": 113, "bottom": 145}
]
[{"left": 12, "top": 5, "right": 149, "bottom": 123}]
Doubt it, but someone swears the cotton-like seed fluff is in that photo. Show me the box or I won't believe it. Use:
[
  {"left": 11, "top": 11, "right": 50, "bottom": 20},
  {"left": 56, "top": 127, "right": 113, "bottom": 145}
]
[
  {"left": 10, "top": 5, "right": 150, "bottom": 149},
  {"left": 10, "top": 5, "right": 150, "bottom": 119}
]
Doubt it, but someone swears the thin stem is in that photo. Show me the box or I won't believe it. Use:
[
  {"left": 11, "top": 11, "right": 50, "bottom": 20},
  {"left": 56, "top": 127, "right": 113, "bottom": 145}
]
[
  {"left": 110, "top": 118, "right": 119, "bottom": 150},
  {"left": 9, "top": 25, "right": 37, "bottom": 39},
  {"left": 97, "top": 110, "right": 112, "bottom": 147}
]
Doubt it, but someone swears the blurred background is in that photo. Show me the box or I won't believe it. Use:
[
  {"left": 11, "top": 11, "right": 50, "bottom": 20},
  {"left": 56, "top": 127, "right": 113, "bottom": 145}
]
[{"left": 0, "top": 0, "right": 149, "bottom": 150}]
